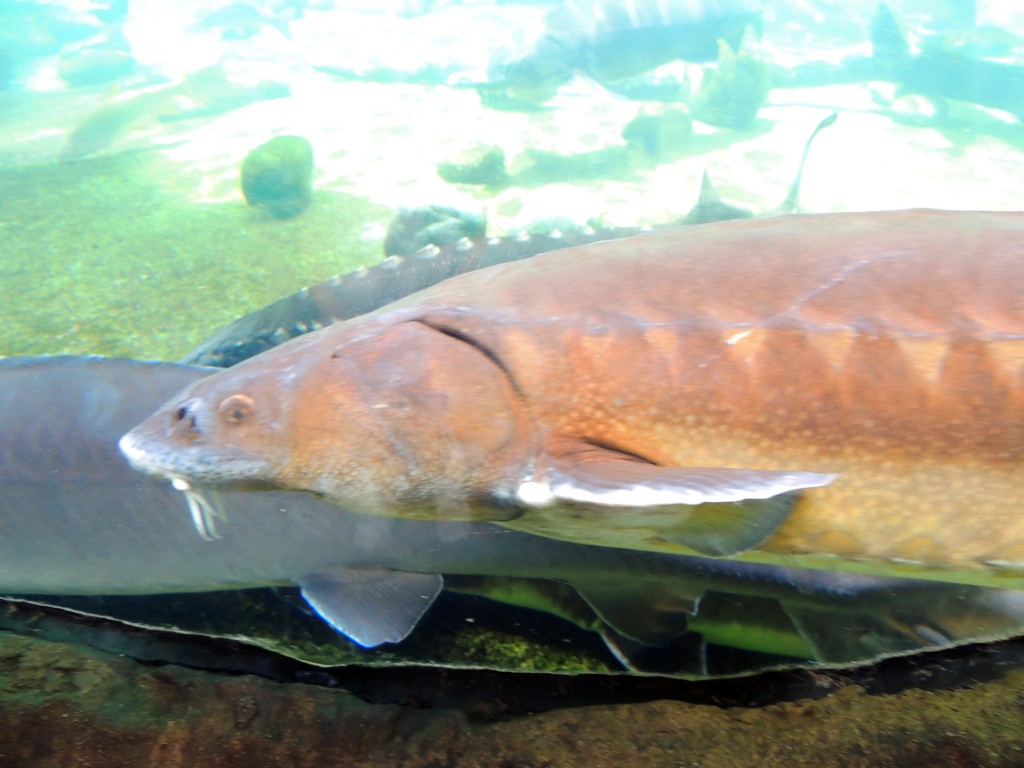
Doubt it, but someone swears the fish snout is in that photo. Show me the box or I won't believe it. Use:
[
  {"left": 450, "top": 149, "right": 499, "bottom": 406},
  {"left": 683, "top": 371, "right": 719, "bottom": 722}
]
[
  {"left": 116, "top": 396, "right": 214, "bottom": 478},
  {"left": 119, "top": 392, "right": 275, "bottom": 488},
  {"left": 166, "top": 393, "right": 256, "bottom": 442},
  {"left": 170, "top": 398, "right": 205, "bottom": 442}
]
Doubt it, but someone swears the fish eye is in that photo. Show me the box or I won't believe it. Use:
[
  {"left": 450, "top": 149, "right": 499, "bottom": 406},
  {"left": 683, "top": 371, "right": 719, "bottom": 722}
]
[{"left": 218, "top": 394, "right": 255, "bottom": 424}]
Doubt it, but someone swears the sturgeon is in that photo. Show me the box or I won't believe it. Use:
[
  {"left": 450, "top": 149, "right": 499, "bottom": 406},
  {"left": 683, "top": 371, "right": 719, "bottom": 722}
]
[
  {"left": 121, "top": 210, "right": 1024, "bottom": 588},
  {"left": 9, "top": 355, "right": 1017, "bottom": 669}
]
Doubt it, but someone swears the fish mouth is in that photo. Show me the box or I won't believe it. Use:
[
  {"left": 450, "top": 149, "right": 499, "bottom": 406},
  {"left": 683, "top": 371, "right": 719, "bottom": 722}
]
[
  {"left": 118, "top": 430, "right": 272, "bottom": 486},
  {"left": 119, "top": 430, "right": 237, "bottom": 544}
]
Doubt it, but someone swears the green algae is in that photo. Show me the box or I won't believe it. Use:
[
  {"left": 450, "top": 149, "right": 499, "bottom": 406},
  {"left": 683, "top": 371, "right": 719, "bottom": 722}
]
[
  {"left": 24, "top": 589, "right": 619, "bottom": 675},
  {"left": 0, "top": 154, "right": 387, "bottom": 361},
  {"left": 423, "top": 623, "right": 613, "bottom": 673}
]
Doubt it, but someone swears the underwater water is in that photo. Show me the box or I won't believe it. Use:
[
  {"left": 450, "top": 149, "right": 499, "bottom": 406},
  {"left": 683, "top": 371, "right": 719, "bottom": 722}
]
[{"left": 1, "top": 0, "right": 1024, "bottom": 765}]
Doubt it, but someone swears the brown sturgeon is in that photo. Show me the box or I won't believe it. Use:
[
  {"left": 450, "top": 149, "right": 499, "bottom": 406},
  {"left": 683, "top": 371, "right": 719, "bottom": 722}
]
[{"left": 121, "top": 209, "right": 1024, "bottom": 588}]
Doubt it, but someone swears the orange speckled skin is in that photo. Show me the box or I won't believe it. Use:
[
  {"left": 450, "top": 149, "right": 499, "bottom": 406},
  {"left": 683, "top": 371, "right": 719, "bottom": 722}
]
[
  {"left": 128, "top": 210, "right": 1024, "bottom": 586},
  {"left": 389, "top": 209, "right": 1024, "bottom": 580}
]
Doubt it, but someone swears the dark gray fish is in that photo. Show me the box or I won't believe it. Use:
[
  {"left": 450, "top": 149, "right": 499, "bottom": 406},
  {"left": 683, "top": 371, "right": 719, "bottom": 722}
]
[
  {"left": 181, "top": 228, "right": 645, "bottom": 367},
  {"left": 4, "top": 354, "right": 1024, "bottom": 672},
  {"left": 182, "top": 111, "right": 835, "bottom": 368}
]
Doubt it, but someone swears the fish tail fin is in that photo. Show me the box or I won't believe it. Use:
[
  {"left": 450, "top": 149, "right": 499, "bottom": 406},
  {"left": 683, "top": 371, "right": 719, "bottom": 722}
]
[{"left": 773, "top": 112, "right": 838, "bottom": 215}]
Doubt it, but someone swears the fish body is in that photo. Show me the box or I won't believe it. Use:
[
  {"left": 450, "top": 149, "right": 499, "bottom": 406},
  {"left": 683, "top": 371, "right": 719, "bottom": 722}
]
[
  {"left": 867, "top": 5, "right": 1024, "bottom": 120},
  {"left": 58, "top": 64, "right": 256, "bottom": 162},
  {"left": 548, "top": 0, "right": 762, "bottom": 78},
  {"left": 59, "top": 79, "right": 188, "bottom": 162},
  {"left": 9, "top": 354, "right": 1014, "bottom": 666},
  {"left": 123, "top": 210, "right": 1024, "bottom": 587},
  {"left": 484, "top": 0, "right": 761, "bottom": 102}
]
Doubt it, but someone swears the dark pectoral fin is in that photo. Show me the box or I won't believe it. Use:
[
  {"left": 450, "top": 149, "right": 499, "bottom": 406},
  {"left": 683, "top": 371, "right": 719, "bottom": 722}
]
[
  {"left": 298, "top": 569, "right": 444, "bottom": 647},
  {"left": 568, "top": 578, "right": 702, "bottom": 646},
  {"left": 518, "top": 459, "right": 838, "bottom": 557},
  {"left": 659, "top": 495, "right": 800, "bottom": 557}
]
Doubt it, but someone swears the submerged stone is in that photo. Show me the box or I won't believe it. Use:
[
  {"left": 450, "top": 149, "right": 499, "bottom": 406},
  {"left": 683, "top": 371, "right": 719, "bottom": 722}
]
[
  {"left": 622, "top": 105, "right": 693, "bottom": 160},
  {"left": 437, "top": 144, "right": 509, "bottom": 187},
  {"left": 240, "top": 135, "right": 315, "bottom": 219}
]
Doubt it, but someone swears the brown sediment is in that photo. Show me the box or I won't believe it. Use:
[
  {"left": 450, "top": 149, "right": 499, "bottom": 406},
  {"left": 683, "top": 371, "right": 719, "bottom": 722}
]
[{"left": 2, "top": 630, "right": 1023, "bottom": 768}]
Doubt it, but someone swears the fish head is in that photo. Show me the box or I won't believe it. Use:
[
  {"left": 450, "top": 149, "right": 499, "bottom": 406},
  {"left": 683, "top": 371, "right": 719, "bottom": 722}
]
[
  {"left": 483, "top": 37, "right": 571, "bottom": 104},
  {"left": 121, "top": 316, "right": 538, "bottom": 522},
  {"left": 118, "top": 361, "right": 290, "bottom": 492}
]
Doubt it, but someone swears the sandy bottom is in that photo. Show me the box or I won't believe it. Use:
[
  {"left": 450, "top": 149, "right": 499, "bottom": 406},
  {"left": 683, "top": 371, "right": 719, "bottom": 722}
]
[{"left": 1, "top": 67, "right": 1021, "bottom": 362}]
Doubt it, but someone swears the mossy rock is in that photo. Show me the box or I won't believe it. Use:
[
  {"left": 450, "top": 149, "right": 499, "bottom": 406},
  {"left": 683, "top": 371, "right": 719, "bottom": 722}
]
[
  {"left": 241, "top": 135, "right": 315, "bottom": 219},
  {"left": 437, "top": 144, "right": 509, "bottom": 187},
  {"left": 622, "top": 105, "right": 693, "bottom": 160}
]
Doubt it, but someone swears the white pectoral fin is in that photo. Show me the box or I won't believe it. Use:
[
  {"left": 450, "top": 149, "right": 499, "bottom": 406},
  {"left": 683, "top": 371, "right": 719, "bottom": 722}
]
[
  {"left": 517, "top": 459, "right": 838, "bottom": 557},
  {"left": 298, "top": 568, "right": 444, "bottom": 647}
]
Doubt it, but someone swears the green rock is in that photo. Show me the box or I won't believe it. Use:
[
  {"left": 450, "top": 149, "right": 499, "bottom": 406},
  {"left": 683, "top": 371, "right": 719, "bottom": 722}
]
[{"left": 240, "top": 135, "right": 314, "bottom": 219}]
